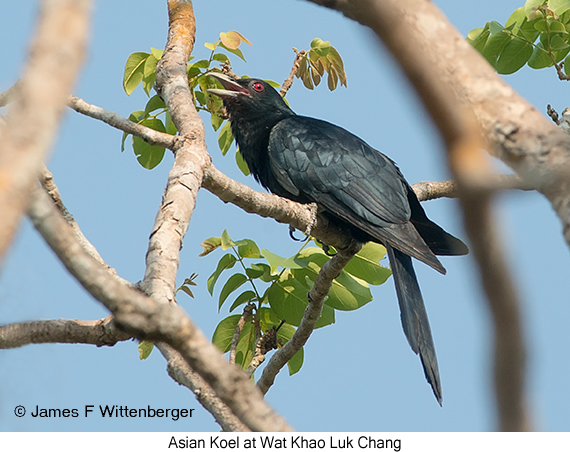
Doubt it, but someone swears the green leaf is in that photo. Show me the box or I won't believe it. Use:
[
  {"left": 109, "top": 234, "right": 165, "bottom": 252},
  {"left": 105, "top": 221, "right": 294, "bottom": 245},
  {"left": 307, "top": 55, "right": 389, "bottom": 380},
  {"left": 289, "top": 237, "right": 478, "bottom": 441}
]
[
  {"left": 262, "top": 249, "right": 309, "bottom": 274},
  {"left": 528, "top": 41, "right": 554, "bottom": 67},
  {"left": 211, "top": 113, "right": 223, "bottom": 131},
  {"left": 482, "top": 30, "right": 512, "bottom": 66},
  {"left": 138, "top": 340, "right": 154, "bottom": 360},
  {"left": 212, "top": 315, "right": 241, "bottom": 353},
  {"left": 133, "top": 137, "right": 165, "bottom": 169},
  {"left": 496, "top": 36, "right": 534, "bottom": 74},
  {"left": 234, "top": 238, "right": 261, "bottom": 258},
  {"left": 551, "top": 0, "right": 570, "bottom": 16},
  {"left": 293, "top": 248, "right": 373, "bottom": 311},
  {"left": 311, "top": 38, "right": 331, "bottom": 57},
  {"left": 132, "top": 117, "right": 167, "bottom": 169},
  {"left": 467, "top": 26, "right": 491, "bottom": 53},
  {"left": 489, "top": 20, "right": 506, "bottom": 34},
  {"left": 229, "top": 290, "right": 257, "bottom": 312},
  {"left": 248, "top": 263, "right": 273, "bottom": 282},
  {"left": 219, "top": 43, "right": 247, "bottom": 62},
  {"left": 219, "top": 273, "right": 248, "bottom": 311},
  {"left": 221, "top": 229, "right": 235, "bottom": 250},
  {"left": 150, "top": 47, "right": 164, "bottom": 60},
  {"left": 123, "top": 52, "right": 149, "bottom": 95},
  {"left": 207, "top": 253, "right": 237, "bottom": 295},
  {"left": 165, "top": 112, "right": 178, "bottom": 135},
  {"left": 213, "top": 53, "right": 230, "bottom": 63},
  {"left": 257, "top": 306, "right": 282, "bottom": 329},
  {"left": 144, "top": 95, "right": 166, "bottom": 115},
  {"left": 196, "top": 91, "right": 208, "bottom": 106},
  {"left": 267, "top": 273, "right": 335, "bottom": 328},
  {"left": 236, "top": 149, "right": 250, "bottom": 176},
  {"left": 142, "top": 54, "right": 159, "bottom": 96},
  {"left": 506, "top": 7, "right": 527, "bottom": 32},
  {"left": 343, "top": 242, "right": 391, "bottom": 285},
  {"left": 524, "top": 0, "right": 545, "bottom": 18},
  {"left": 218, "top": 120, "right": 234, "bottom": 155}
]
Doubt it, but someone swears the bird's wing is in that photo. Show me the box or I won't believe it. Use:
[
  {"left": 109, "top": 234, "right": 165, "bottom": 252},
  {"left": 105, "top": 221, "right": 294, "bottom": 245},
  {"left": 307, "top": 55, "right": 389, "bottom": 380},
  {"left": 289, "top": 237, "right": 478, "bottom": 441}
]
[
  {"left": 269, "top": 116, "right": 410, "bottom": 226},
  {"left": 268, "top": 116, "right": 445, "bottom": 272}
]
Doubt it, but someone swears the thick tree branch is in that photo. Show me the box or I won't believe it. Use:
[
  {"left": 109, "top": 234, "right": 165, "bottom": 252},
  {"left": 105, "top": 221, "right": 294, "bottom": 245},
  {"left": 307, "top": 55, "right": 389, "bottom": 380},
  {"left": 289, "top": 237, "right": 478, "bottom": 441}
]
[
  {"left": 0, "top": 0, "right": 90, "bottom": 266},
  {"left": 0, "top": 316, "right": 130, "bottom": 348},
  {"left": 141, "top": 0, "right": 209, "bottom": 305},
  {"left": 27, "top": 185, "right": 292, "bottom": 432},
  {"left": 304, "top": 0, "right": 532, "bottom": 431},
  {"left": 257, "top": 242, "right": 361, "bottom": 395}
]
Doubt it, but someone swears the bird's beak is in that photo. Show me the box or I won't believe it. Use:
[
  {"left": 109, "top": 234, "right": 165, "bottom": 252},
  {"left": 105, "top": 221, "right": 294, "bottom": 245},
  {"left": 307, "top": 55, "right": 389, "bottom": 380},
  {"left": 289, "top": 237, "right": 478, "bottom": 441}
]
[{"left": 207, "top": 72, "right": 250, "bottom": 98}]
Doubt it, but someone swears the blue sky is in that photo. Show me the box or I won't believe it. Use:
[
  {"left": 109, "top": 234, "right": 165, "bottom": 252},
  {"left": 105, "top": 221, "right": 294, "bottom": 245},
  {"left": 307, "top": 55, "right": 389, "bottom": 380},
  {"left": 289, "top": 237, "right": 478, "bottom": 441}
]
[{"left": 1, "top": 0, "right": 569, "bottom": 432}]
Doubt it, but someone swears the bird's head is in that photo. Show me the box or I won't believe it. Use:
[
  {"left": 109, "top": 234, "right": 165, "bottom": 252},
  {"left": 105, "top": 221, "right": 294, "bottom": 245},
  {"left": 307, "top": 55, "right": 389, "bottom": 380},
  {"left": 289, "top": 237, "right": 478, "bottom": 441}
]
[{"left": 207, "top": 72, "right": 293, "bottom": 122}]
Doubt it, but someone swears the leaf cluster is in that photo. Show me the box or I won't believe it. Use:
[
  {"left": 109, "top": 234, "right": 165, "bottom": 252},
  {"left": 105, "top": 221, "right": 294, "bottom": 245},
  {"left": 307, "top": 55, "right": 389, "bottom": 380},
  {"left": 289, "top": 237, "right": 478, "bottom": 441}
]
[
  {"left": 467, "top": 0, "right": 570, "bottom": 75},
  {"left": 198, "top": 230, "right": 391, "bottom": 377},
  {"left": 296, "top": 38, "right": 347, "bottom": 90},
  {"left": 121, "top": 31, "right": 253, "bottom": 170}
]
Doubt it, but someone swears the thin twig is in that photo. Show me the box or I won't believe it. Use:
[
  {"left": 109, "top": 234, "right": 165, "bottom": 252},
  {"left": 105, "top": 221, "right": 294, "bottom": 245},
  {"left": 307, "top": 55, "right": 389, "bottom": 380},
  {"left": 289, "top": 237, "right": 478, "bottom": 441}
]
[
  {"left": 256, "top": 242, "right": 361, "bottom": 395},
  {"left": 67, "top": 95, "right": 177, "bottom": 148},
  {"left": 280, "top": 49, "right": 306, "bottom": 97},
  {"left": 230, "top": 304, "right": 253, "bottom": 365}
]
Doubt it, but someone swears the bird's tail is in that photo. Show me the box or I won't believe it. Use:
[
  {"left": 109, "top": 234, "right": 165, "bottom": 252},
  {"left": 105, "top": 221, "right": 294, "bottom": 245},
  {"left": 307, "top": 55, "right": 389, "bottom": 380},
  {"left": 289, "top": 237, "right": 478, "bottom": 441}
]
[{"left": 386, "top": 244, "right": 443, "bottom": 405}]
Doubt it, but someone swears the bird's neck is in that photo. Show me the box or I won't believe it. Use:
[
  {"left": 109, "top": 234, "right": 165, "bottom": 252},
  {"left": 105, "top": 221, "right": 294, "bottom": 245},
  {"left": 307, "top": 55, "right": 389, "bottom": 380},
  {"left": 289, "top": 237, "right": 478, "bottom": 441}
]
[{"left": 229, "top": 107, "right": 294, "bottom": 184}]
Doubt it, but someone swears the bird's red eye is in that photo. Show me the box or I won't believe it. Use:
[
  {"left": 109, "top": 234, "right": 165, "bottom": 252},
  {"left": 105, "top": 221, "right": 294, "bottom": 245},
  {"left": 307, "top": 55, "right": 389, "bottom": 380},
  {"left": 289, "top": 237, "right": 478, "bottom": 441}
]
[{"left": 252, "top": 82, "right": 264, "bottom": 92}]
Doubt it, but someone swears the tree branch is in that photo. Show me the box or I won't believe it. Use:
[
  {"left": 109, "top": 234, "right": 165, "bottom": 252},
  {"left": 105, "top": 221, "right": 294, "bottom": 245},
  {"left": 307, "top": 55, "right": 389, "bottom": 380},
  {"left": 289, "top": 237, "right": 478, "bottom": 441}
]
[
  {"left": 280, "top": 49, "right": 306, "bottom": 97},
  {"left": 411, "top": 174, "right": 532, "bottom": 202},
  {"left": 141, "top": 0, "right": 209, "bottom": 305},
  {"left": 230, "top": 304, "right": 254, "bottom": 365},
  {"left": 257, "top": 242, "right": 361, "bottom": 395},
  {"left": 0, "top": 316, "right": 130, "bottom": 348},
  {"left": 67, "top": 95, "right": 176, "bottom": 148},
  {"left": 0, "top": 0, "right": 91, "bottom": 265}
]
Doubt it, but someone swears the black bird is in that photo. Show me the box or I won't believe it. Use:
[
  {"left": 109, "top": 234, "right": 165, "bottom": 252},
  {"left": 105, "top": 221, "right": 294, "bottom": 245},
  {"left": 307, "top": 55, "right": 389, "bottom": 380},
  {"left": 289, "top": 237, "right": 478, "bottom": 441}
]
[{"left": 207, "top": 72, "right": 468, "bottom": 404}]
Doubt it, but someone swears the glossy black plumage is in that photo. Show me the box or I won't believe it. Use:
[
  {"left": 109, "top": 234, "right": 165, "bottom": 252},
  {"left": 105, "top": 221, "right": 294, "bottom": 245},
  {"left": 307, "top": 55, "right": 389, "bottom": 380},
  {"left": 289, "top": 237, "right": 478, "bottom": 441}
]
[{"left": 208, "top": 73, "right": 468, "bottom": 404}]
